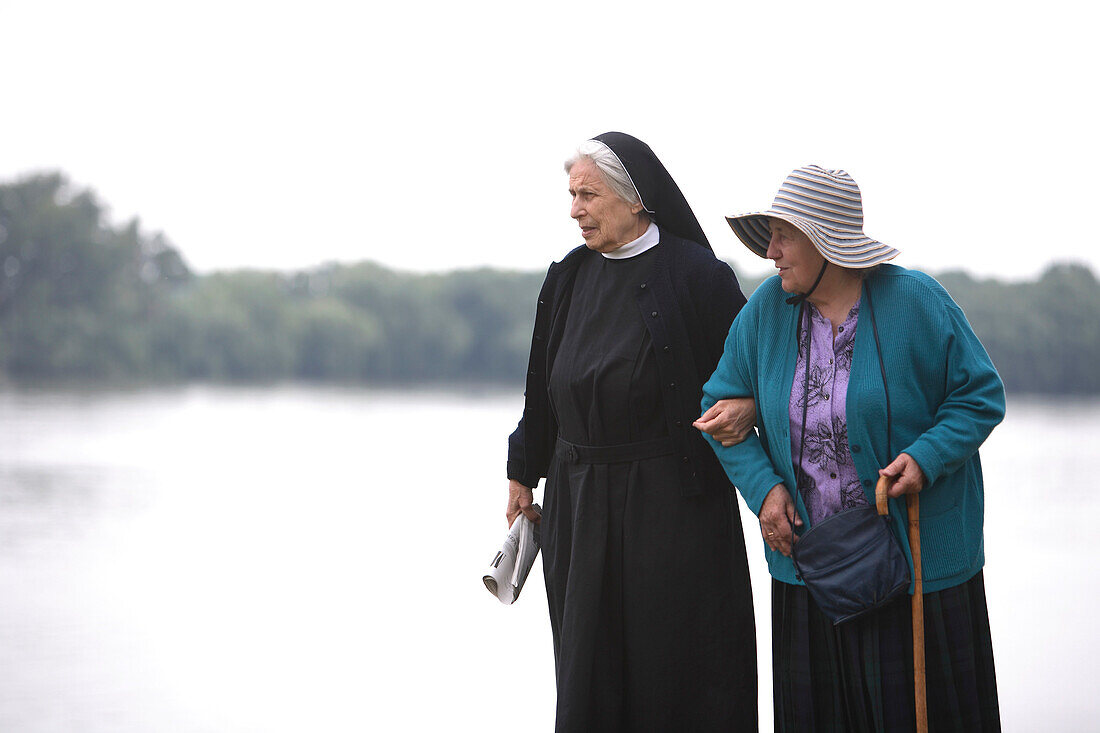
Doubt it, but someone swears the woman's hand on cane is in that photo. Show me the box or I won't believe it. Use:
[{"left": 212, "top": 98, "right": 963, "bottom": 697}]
[{"left": 878, "top": 453, "right": 926, "bottom": 498}]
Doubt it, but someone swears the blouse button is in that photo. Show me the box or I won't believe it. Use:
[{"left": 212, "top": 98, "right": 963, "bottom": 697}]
[
  {"left": 824, "top": 394, "right": 830, "bottom": 401},
  {"left": 830, "top": 472, "right": 837, "bottom": 479},
  {"left": 651, "top": 311, "right": 658, "bottom": 317},
  {"left": 640, "top": 283, "right": 647, "bottom": 289},
  {"left": 668, "top": 382, "right": 677, "bottom": 390},
  {"left": 663, "top": 345, "right": 671, "bottom": 353},
  {"left": 681, "top": 456, "right": 690, "bottom": 464},
  {"left": 674, "top": 419, "right": 683, "bottom": 428},
  {"left": 838, "top": 326, "right": 845, "bottom": 333}
]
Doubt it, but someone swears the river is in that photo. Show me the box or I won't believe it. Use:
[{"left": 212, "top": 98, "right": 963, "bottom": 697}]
[{"left": 0, "top": 386, "right": 1094, "bottom": 731}]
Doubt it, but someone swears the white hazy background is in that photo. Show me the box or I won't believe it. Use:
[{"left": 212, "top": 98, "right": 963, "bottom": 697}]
[
  {"left": 1, "top": 0, "right": 1097, "bottom": 281},
  {"left": 2, "top": 2, "right": 1099, "bottom": 731}
]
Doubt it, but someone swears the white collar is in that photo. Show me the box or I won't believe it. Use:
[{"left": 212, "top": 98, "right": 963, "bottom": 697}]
[{"left": 601, "top": 221, "right": 659, "bottom": 259}]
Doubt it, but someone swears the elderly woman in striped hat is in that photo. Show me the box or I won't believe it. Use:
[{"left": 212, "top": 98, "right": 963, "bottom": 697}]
[{"left": 696, "top": 166, "right": 1005, "bottom": 730}]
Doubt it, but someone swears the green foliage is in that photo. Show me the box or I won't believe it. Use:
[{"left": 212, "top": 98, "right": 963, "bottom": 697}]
[
  {"left": 1, "top": 172, "right": 1098, "bottom": 393},
  {"left": 0, "top": 172, "right": 193, "bottom": 380},
  {"left": 939, "top": 263, "right": 1100, "bottom": 394},
  {"left": 309, "top": 263, "right": 543, "bottom": 382}
]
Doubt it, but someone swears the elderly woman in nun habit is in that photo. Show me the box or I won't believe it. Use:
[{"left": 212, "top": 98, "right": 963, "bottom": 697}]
[
  {"left": 505, "top": 132, "right": 759, "bottom": 732},
  {"left": 699, "top": 166, "right": 1005, "bottom": 731}
]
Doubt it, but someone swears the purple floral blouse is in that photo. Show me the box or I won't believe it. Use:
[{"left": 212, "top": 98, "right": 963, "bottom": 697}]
[{"left": 789, "top": 299, "right": 868, "bottom": 526}]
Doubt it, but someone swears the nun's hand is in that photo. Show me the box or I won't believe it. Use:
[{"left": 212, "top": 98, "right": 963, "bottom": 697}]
[
  {"left": 693, "top": 397, "right": 756, "bottom": 447},
  {"left": 759, "top": 484, "right": 802, "bottom": 557},
  {"left": 506, "top": 479, "right": 541, "bottom": 526},
  {"left": 879, "top": 453, "right": 926, "bottom": 498}
]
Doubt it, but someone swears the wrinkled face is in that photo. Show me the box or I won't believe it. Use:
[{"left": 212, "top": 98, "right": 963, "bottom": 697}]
[
  {"left": 766, "top": 217, "right": 826, "bottom": 294},
  {"left": 568, "top": 158, "right": 648, "bottom": 253}
]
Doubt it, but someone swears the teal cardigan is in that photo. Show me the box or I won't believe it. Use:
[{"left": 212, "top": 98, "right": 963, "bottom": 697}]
[{"left": 701, "top": 265, "right": 1006, "bottom": 593}]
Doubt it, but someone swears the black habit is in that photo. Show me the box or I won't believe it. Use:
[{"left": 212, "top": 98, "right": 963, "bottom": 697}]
[{"left": 506, "top": 129, "right": 757, "bottom": 733}]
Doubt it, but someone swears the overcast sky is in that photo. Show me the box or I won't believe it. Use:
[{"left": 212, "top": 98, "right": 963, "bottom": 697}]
[{"left": 1, "top": 0, "right": 1096, "bottom": 281}]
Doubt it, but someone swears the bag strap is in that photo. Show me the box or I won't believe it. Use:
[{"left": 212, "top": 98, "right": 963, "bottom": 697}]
[
  {"left": 865, "top": 283, "right": 891, "bottom": 459},
  {"left": 865, "top": 282, "right": 894, "bottom": 517},
  {"left": 795, "top": 302, "right": 812, "bottom": 481}
]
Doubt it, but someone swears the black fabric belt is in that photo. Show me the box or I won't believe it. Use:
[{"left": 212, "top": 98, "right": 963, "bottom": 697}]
[{"left": 555, "top": 436, "right": 675, "bottom": 464}]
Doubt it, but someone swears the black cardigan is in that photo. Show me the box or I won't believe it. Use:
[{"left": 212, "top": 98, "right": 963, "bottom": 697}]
[{"left": 507, "top": 229, "right": 748, "bottom": 497}]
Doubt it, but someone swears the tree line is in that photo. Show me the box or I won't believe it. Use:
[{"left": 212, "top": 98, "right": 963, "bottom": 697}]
[{"left": 1, "top": 172, "right": 1097, "bottom": 394}]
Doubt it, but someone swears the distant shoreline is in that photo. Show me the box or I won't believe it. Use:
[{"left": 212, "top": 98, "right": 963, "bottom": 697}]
[{"left": 3, "top": 174, "right": 1098, "bottom": 395}]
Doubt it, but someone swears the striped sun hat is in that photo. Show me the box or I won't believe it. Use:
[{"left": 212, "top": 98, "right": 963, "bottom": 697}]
[{"left": 726, "top": 165, "right": 898, "bottom": 268}]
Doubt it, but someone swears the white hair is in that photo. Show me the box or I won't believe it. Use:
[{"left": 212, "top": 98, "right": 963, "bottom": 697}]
[{"left": 564, "top": 140, "right": 644, "bottom": 208}]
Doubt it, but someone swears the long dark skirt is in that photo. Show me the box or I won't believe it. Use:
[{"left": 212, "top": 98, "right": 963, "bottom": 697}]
[
  {"left": 772, "top": 571, "right": 1000, "bottom": 732},
  {"left": 542, "top": 451, "right": 758, "bottom": 733}
]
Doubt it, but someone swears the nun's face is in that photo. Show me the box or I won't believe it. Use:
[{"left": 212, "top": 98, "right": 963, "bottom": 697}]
[
  {"left": 766, "top": 218, "right": 826, "bottom": 294},
  {"left": 568, "top": 158, "right": 649, "bottom": 253}
]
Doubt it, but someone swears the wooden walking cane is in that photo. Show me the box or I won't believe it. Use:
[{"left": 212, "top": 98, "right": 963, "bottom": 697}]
[{"left": 877, "top": 475, "right": 928, "bottom": 733}]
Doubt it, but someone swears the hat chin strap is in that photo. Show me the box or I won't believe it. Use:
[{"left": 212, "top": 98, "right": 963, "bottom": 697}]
[{"left": 785, "top": 261, "right": 829, "bottom": 305}]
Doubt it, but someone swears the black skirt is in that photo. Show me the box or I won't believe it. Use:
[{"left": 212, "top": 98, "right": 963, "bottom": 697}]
[{"left": 772, "top": 570, "right": 1000, "bottom": 732}]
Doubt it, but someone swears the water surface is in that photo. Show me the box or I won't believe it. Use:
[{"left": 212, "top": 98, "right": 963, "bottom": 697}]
[{"left": 0, "top": 387, "right": 1094, "bottom": 731}]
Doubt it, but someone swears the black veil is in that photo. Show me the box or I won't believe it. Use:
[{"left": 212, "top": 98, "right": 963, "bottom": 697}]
[{"left": 592, "top": 131, "right": 711, "bottom": 251}]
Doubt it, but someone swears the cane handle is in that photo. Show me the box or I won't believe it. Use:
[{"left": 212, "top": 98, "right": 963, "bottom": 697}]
[{"left": 875, "top": 474, "right": 894, "bottom": 516}]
